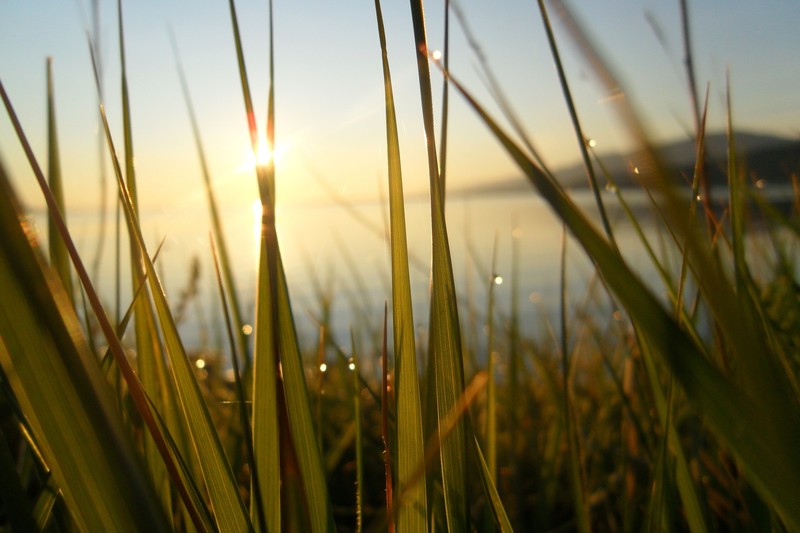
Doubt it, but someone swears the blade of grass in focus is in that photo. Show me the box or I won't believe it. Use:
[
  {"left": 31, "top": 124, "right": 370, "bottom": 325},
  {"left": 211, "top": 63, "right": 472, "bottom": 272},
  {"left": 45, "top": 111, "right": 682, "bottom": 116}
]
[
  {"left": 100, "top": 103, "right": 252, "bottom": 532},
  {"left": 473, "top": 436, "right": 513, "bottom": 532},
  {"left": 228, "top": 1, "right": 334, "bottom": 530},
  {"left": 113, "top": 2, "right": 178, "bottom": 517},
  {"left": 409, "top": 1, "right": 469, "bottom": 529},
  {"left": 373, "top": 0, "right": 427, "bottom": 529},
  {"left": 485, "top": 233, "right": 498, "bottom": 480}
]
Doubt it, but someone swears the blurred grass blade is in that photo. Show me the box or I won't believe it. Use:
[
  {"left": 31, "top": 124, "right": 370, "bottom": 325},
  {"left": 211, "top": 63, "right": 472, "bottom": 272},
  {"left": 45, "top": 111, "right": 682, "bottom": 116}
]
[
  {"left": 373, "top": 0, "right": 427, "bottom": 529},
  {"left": 445, "top": 66, "right": 800, "bottom": 530},
  {"left": 409, "top": 1, "right": 469, "bottom": 530},
  {"left": 45, "top": 57, "right": 73, "bottom": 302},
  {"left": 0, "top": 161, "right": 168, "bottom": 532},
  {"left": 473, "top": 436, "right": 513, "bottom": 532}
]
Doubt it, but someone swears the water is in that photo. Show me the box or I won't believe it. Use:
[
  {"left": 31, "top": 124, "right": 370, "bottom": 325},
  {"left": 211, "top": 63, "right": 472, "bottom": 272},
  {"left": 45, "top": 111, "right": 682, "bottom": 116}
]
[{"left": 27, "top": 187, "right": 728, "bottom": 358}]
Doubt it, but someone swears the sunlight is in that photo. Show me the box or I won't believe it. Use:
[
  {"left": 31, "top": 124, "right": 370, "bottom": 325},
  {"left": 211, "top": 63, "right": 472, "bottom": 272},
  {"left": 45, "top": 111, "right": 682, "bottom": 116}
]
[{"left": 237, "top": 135, "right": 290, "bottom": 173}]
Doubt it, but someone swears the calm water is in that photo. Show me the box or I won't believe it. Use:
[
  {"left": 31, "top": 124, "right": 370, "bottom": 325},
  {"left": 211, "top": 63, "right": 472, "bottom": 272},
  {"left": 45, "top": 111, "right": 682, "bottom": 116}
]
[{"left": 29, "top": 186, "right": 744, "bottom": 358}]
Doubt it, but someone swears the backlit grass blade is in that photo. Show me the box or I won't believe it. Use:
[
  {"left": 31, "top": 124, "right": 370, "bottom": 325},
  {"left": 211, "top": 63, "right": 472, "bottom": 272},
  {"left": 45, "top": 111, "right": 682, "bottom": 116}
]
[
  {"left": 373, "top": 0, "right": 427, "bottom": 530},
  {"left": 112, "top": 3, "right": 178, "bottom": 516},
  {"left": 536, "top": 0, "right": 614, "bottom": 245},
  {"left": 45, "top": 57, "right": 73, "bottom": 302},
  {"left": 211, "top": 235, "right": 267, "bottom": 532},
  {"left": 446, "top": 67, "right": 800, "bottom": 530},
  {"left": 485, "top": 233, "right": 498, "bottom": 480},
  {"left": 381, "top": 304, "right": 395, "bottom": 533},
  {"left": 473, "top": 436, "right": 513, "bottom": 532},
  {"left": 0, "top": 161, "right": 168, "bottom": 532},
  {"left": 2, "top": 77, "right": 204, "bottom": 532},
  {"left": 101, "top": 104, "right": 252, "bottom": 532},
  {"left": 228, "top": 1, "right": 334, "bottom": 530},
  {"left": 225, "top": 2, "right": 281, "bottom": 530},
  {"left": 409, "top": 1, "right": 469, "bottom": 529},
  {"left": 351, "top": 331, "right": 364, "bottom": 533}
]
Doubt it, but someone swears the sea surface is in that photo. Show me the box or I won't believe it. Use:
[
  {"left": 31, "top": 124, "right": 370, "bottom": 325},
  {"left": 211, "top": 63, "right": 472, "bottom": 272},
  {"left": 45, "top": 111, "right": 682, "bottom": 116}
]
[{"left": 26, "top": 184, "right": 792, "bottom": 362}]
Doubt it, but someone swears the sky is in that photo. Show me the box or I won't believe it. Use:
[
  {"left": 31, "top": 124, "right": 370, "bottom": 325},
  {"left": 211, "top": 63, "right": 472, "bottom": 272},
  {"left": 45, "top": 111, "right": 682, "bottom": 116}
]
[{"left": 1, "top": 0, "right": 799, "bottom": 213}]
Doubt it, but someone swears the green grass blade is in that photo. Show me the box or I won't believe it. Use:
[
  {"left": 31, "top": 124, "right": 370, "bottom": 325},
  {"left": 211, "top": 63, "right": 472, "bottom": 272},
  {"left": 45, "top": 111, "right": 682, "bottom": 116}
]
[
  {"left": 211, "top": 235, "right": 267, "bottom": 532},
  {"left": 473, "top": 436, "right": 513, "bottom": 533},
  {"left": 0, "top": 162, "right": 168, "bottom": 533},
  {"left": 485, "top": 234, "right": 498, "bottom": 480},
  {"left": 409, "top": 1, "right": 469, "bottom": 530},
  {"left": 2, "top": 77, "right": 207, "bottom": 532},
  {"left": 446, "top": 68, "right": 800, "bottom": 530},
  {"left": 250, "top": 233, "right": 281, "bottom": 532},
  {"left": 227, "top": 1, "right": 334, "bottom": 529},
  {"left": 373, "top": 0, "right": 427, "bottom": 529},
  {"left": 351, "top": 331, "right": 364, "bottom": 533},
  {"left": 45, "top": 57, "right": 73, "bottom": 302},
  {"left": 101, "top": 105, "right": 251, "bottom": 532}
]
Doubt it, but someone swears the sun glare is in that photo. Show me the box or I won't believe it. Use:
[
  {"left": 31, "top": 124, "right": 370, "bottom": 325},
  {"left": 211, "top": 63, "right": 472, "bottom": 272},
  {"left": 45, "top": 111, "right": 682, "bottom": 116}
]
[{"left": 238, "top": 136, "right": 290, "bottom": 173}]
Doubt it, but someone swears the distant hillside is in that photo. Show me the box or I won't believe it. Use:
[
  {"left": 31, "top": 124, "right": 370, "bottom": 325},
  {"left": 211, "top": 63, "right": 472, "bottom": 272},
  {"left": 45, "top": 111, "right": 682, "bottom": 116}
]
[{"left": 455, "top": 131, "right": 800, "bottom": 196}]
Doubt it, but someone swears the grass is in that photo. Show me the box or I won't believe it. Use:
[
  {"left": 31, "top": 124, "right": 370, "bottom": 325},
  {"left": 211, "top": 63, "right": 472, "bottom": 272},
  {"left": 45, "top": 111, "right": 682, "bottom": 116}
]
[{"left": 2, "top": 1, "right": 800, "bottom": 531}]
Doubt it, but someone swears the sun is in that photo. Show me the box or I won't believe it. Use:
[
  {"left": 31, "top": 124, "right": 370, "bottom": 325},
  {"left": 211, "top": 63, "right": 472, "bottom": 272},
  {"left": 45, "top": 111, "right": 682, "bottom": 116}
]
[{"left": 237, "top": 135, "right": 289, "bottom": 173}]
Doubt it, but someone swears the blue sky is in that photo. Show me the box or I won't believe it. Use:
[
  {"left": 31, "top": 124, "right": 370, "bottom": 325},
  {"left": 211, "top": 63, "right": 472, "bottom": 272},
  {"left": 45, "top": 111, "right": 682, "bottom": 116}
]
[{"left": 1, "top": 0, "right": 799, "bottom": 212}]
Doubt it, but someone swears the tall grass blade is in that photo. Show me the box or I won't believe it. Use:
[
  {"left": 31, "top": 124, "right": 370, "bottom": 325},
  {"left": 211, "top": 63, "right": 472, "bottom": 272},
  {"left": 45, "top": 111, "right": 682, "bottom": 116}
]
[
  {"left": 45, "top": 57, "right": 73, "bottom": 302},
  {"left": 485, "top": 234, "right": 499, "bottom": 480},
  {"left": 473, "top": 436, "right": 513, "bottom": 532},
  {"left": 0, "top": 160, "right": 168, "bottom": 532},
  {"left": 351, "top": 331, "right": 364, "bottom": 533},
  {"left": 373, "top": 0, "right": 427, "bottom": 529},
  {"left": 409, "top": 1, "right": 469, "bottom": 529},
  {"left": 100, "top": 104, "right": 252, "bottom": 532},
  {"left": 211, "top": 235, "right": 267, "bottom": 532},
  {"left": 2, "top": 78, "right": 205, "bottom": 532},
  {"left": 380, "top": 304, "right": 395, "bottom": 533},
  {"left": 228, "top": 1, "right": 334, "bottom": 530},
  {"left": 445, "top": 66, "right": 800, "bottom": 530},
  {"left": 536, "top": 0, "right": 615, "bottom": 246}
]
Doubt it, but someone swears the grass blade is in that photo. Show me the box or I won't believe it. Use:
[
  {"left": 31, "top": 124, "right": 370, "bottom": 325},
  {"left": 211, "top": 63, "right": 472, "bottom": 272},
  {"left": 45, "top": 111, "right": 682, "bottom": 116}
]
[
  {"left": 100, "top": 104, "right": 252, "bottom": 532},
  {"left": 373, "top": 0, "right": 427, "bottom": 529},
  {"left": 408, "top": 1, "right": 469, "bottom": 529},
  {"left": 45, "top": 57, "right": 73, "bottom": 302},
  {"left": 0, "top": 160, "right": 168, "bottom": 532},
  {"left": 227, "top": 1, "right": 334, "bottom": 530}
]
